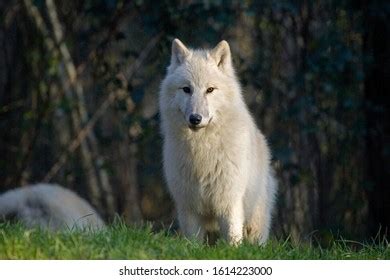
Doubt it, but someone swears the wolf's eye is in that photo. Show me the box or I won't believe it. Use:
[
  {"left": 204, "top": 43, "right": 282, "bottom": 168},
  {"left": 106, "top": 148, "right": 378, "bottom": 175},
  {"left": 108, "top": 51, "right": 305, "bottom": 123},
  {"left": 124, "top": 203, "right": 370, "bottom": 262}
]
[
  {"left": 206, "top": 87, "right": 214, "bottom": 93},
  {"left": 182, "top": 87, "right": 191, "bottom": 94}
]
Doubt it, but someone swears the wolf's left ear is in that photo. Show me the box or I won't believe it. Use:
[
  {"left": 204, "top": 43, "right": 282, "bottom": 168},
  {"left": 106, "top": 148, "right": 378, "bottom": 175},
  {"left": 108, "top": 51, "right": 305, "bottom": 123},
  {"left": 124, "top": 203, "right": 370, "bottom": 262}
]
[{"left": 210, "top": 40, "right": 233, "bottom": 74}]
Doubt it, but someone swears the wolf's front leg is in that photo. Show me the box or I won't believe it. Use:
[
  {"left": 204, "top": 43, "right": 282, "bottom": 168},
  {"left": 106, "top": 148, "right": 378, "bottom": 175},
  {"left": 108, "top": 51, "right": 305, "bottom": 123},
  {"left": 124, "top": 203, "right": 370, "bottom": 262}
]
[
  {"left": 177, "top": 207, "right": 205, "bottom": 242},
  {"left": 218, "top": 202, "right": 244, "bottom": 245}
]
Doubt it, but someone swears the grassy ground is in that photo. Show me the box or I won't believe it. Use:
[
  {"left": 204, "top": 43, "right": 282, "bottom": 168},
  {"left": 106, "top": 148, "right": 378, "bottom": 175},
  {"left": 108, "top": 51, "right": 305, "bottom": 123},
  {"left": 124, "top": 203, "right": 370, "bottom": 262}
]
[{"left": 0, "top": 222, "right": 389, "bottom": 259}]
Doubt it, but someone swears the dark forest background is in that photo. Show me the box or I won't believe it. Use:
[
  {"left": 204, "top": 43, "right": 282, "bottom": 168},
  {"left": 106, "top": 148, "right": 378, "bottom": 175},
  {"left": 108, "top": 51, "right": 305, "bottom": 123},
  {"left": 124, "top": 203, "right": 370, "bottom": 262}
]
[{"left": 0, "top": 0, "right": 389, "bottom": 243}]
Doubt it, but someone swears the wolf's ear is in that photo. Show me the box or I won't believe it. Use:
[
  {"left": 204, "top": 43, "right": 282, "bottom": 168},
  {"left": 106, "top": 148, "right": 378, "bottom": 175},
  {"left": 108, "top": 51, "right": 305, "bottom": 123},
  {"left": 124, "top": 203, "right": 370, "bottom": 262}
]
[
  {"left": 171, "top": 38, "right": 190, "bottom": 66},
  {"left": 210, "top": 40, "right": 233, "bottom": 73}
]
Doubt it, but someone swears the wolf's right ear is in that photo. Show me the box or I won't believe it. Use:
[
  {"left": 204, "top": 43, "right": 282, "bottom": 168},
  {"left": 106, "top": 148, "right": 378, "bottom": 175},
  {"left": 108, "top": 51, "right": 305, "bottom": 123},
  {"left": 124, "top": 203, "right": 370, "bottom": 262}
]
[{"left": 171, "top": 38, "right": 190, "bottom": 66}]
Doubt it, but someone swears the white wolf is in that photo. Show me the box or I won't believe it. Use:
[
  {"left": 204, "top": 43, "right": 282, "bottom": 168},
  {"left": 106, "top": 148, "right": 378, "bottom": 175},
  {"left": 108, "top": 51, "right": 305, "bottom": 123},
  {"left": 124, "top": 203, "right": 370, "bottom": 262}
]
[
  {"left": 159, "top": 39, "right": 277, "bottom": 245},
  {"left": 0, "top": 183, "right": 105, "bottom": 230}
]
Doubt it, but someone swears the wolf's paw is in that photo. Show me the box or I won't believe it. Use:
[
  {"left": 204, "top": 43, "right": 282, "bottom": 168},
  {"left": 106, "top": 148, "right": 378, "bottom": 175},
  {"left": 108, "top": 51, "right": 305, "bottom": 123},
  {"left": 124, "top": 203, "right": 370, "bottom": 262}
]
[{"left": 228, "top": 234, "right": 243, "bottom": 246}]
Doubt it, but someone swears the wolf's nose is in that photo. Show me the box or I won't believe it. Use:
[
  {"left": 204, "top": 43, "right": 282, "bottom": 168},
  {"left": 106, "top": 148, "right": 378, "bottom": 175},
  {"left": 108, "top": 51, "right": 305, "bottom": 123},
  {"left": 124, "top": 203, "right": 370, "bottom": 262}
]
[{"left": 189, "top": 114, "right": 202, "bottom": 125}]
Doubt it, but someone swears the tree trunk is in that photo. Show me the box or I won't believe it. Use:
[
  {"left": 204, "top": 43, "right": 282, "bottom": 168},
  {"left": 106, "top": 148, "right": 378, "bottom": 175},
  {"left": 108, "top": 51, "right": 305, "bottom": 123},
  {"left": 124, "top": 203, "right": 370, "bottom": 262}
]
[{"left": 363, "top": 0, "right": 390, "bottom": 238}]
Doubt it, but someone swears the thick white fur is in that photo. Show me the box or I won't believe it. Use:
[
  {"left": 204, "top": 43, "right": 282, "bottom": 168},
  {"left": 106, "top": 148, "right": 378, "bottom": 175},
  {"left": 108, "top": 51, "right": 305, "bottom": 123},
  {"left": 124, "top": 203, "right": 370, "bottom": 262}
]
[
  {"left": 0, "top": 183, "right": 105, "bottom": 230},
  {"left": 159, "top": 39, "right": 277, "bottom": 245}
]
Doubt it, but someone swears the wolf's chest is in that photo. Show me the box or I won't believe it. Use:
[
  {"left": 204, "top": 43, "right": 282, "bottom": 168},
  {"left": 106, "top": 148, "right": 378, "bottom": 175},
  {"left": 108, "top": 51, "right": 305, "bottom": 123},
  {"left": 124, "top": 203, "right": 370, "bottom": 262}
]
[
  {"left": 169, "top": 131, "right": 240, "bottom": 187},
  {"left": 184, "top": 139, "right": 226, "bottom": 181},
  {"left": 180, "top": 151, "right": 236, "bottom": 216}
]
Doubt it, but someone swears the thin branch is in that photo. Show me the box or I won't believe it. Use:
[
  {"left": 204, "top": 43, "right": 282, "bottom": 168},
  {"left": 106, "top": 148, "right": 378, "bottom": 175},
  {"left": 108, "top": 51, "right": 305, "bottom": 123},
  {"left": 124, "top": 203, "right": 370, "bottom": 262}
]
[
  {"left": 43, "top": 92, "right": 116, "bottom": 182},
  {"left": 42, "top": 32, "right": 163, "bottom": 182},
  {"left": 23, "top": 0, "right": 56, "bottom": 53},
  {"left": 45, "top": 0, "right": 89, "bottom": 124}
]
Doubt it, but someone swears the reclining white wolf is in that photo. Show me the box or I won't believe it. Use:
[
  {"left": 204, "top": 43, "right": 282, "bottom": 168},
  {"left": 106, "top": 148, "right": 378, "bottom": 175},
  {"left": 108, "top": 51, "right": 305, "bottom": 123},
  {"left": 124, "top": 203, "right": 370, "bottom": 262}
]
[
  {"left": 0, "top": 183, "right": 105, "bottom": 230},
  {"left": 159, "top": 38, "right": 277, "bottom": 245}
]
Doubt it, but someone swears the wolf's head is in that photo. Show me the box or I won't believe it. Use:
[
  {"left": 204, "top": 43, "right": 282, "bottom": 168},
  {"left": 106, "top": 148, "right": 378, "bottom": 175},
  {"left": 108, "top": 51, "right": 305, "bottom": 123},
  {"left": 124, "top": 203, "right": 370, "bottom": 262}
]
[{"left": 160, "top": 39, "right": 241, "bottom": 132}]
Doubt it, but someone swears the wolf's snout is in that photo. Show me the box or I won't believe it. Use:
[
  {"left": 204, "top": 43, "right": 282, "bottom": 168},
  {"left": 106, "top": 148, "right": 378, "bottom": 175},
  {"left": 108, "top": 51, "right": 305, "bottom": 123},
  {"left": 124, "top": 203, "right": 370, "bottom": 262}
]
[{"left": 189, "top": 114, "right": 202, "bottom": 125}]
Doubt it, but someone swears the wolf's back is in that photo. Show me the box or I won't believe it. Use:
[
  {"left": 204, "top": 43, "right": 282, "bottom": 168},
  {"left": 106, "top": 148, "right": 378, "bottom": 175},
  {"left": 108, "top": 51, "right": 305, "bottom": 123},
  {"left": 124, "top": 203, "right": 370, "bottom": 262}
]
[{"left": 0, "top": 183, "right": 105, "bottom": 230}]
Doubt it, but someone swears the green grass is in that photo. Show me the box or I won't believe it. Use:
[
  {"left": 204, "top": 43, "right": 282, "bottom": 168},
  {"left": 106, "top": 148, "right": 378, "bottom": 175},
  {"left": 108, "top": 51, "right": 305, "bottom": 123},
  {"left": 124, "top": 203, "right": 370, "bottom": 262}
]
[{"left": 0, "top": 222, "right": 388, "bottom": 259}]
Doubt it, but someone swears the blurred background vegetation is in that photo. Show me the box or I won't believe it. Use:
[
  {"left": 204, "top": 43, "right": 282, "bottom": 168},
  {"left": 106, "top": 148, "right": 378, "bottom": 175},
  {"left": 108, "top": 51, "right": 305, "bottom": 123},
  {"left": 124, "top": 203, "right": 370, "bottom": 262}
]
[{"left": 0, "top": 0, "right": 388, "bottom": 243}]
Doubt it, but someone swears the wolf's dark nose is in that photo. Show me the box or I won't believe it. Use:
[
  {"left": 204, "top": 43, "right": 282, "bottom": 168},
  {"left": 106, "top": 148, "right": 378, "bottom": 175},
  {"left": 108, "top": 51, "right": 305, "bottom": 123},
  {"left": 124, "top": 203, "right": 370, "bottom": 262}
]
[{"left": 189, "top": 114, "right": 202, "bottom": 125}]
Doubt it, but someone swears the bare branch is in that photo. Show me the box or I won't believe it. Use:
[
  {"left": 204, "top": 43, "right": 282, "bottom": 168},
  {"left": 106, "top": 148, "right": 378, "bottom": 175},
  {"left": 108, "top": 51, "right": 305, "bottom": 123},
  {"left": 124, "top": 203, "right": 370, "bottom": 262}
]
[{"left": 42, "top": 32, "right": 163, "bottom": 182}]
